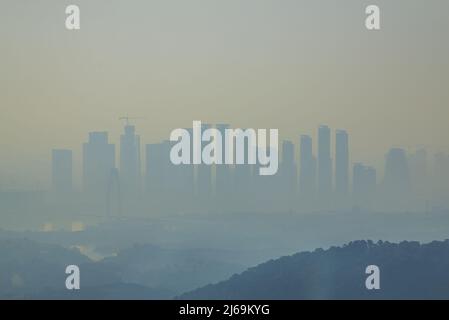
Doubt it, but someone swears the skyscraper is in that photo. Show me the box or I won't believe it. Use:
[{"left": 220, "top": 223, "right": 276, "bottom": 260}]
[
  {"left": 51, "top": 149, "right": 72, "bottom": 192},
  {"left": 408, "top": 148, "right": 428, "bottom": 196},
  {"left": 352, "top": 163, "right": 376, "bottom": 208},
  {"left": 83, "top": 132, "right": 115, "bottom": 197},
  {"left": 318, "top": 125, "right": 332, "bottom": 201},
  {"left": 382, "top": 148, "right": 412, "bottom": 211},
  {"left": 145, "top": 142, "right": 166, "bottom": 194},
  {"left": 335, "top": 130, "right": 349, "bottom": 196},
  {"left": 383, "top": 148, "right": 411, "bottom": 193},
  {"left": 216, "top": 124, "right": 232, "bottom": 196},
  {"left": 433, "top": 152, "right": 449, "bottom": 209},
  {"left": 120, "top": 124, "right": 141, "bottom": 194},
  {"left": 197, "top": 123, "right": 212, "bottom": 198},
  {"left": 280, "top": 140, "right": 297, "bottom": 192},
  {"left": 280, "top": 140, "right": 297, "bottom": 212},
  {"left": 233, "top": 128, "right": 253, "bottom": 207},
  {"left": 299, "top": 135, "right": 316, "bottom": 198}
]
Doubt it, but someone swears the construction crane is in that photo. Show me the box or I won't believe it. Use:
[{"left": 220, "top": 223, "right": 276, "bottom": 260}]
[{"left": 119, "top": 116, "right": 145, "bottom": 126}]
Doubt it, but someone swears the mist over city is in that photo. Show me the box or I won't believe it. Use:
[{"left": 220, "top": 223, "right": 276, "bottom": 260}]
[{"left": 1, "top": 0, "right": 449, "bottom": 301}]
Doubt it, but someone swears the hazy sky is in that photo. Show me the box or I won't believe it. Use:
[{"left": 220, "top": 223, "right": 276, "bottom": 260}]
[{"left": 1, "top": 0, "right": 449, "bottom": 188}]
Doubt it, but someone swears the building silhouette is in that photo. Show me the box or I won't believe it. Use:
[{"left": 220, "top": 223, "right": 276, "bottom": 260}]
[
  {"left": 197, "top": 123, "right": 212, "bottom": 200},
  {"left": 280, "top": 140, "right": 297, "bottom": 212},
  {"left": 335, "top": 130, "right": 349, "bottom": 196},
  {"left": 83, "top": 132, "right": 115, "bottom": 198},
  {"left": 433, "top": 152, "right": 449, "bottom": 209},
  {"left": 382, "top": 148, "right": 411, "bottom": 211},
  {"left": 383, "top": 148, "right": 411, "bottom": 193},
  {"left": 215, "top": 124, "right": 232, "bottom": 200},
  {"left": 232, "top": 128, "right": 253, "bottom": 211},
  {"left": 318, "top": 125, "right": 332, "bottom": 203},
  {"left": 352, "top": 163, "right": 376, "bottom": 209},
  {"left": 145, "top": 142, "right": 166, "bottom": 194},
  {"left": 120, "top": 124, "right": 141, "bottom": 194},
  {"left": 299, "top": 135, "right": 316, "bottom": 202},
  {"left": 408, "top": 148, "right": 428, "bottom": 209}
]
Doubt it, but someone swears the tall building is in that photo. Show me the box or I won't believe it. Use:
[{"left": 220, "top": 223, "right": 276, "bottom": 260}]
[
  {"left": 383, "top": 148, "right": 411, "bottom": 193},
  {"left": 280, "top": 140, "right": 297, "bottom": 211},
  {"left": 145, "top": 142, "right": 167, "bottom": 194},
  {"left": 433, "top": 152, "right": 449, "bottom": 209},
  {"left": 197, "top": 123, "right": 212, "bottom": 198},
  {"left": 280, "top": 140, "right": 297, "bottom": 192},
  {"left": 83, "top": 132, "right": 115, "bottom": 197},
  {"left": 233, "top": 128, "right": 253, "bottom": 199},
  {"left": 352, "top": 163, "right": 376, "bottom": 208},
  {"left": 335, "top": 130, "right": 349, "bottom": 196},
  {"left": 177, "top": 128, "right": 195, "bottom": 193},
  {"left": 216, "top": 124, "right": 232, "bottom": 196},
  {"left": 299, "top": 135, "right": 316, "bottom": 197},
  {"left": 51, "top": 149, "right": 72, "bottom": 192},
  {"left": 318, "top": 125, "right": 332, "bottom": 200},
  {"left": 408, "top": 148, "right": 428, "bottom": 195},
  {"left": 120, "top": 124, "right": 141, "bottom": 193},
  {"left": 382, "top": 148, "right": 412, "bottom": 211}
]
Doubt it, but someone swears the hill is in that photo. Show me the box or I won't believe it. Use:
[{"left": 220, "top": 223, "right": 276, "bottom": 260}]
[{"left": 180, "top": 240, "right": 449, "bottom": 299}]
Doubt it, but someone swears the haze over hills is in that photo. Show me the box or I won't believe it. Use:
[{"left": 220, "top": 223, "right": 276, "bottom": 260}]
[
  {"left": 180, "top": 240, "right": 449, "bottom": 300},
  {"left": 0, "top": 238, "right": 243, "bottom": 299},
  {"left": 4, "top": 235, "right": 449, "bottom": 299}
]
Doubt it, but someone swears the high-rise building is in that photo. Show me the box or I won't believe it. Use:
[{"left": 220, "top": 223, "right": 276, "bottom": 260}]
[
  {"left": 216, "top": 124, "right": 232, "bottom": 196},
  {"left": 382, "top": 148, "right": 412, "bottom": 211},
  {"left": 83, "top": 132, "right": 115, "bottom": 196},
  {"left": 408, "top": 148, "right": 428, "bottom": 195},
  {"left": 318, "top": 125, "right": 332, "bottom": 200},
  {"left": 280, "top": 140, "right": 297, "bottom": 212},
  {"left": 51, "top": 149, "right": 72, "bottom": 192},
  {"left": 280, "top": 140, "right": 297, "bottom": 192},
  {"left": 383, "top": 148, "right": 411, "bottom": 193},
  {"left": 299, "top": 135, "right": 316, "bottom": 198},
  {"left": 233, "top": 128, "right": 253, "bottom": 196},
  {"left": 197, "top": 123, "right": 212, "bottom": 198},
  {"left": 335, "top": 130, "right": 349, "bottom": 196},
  {"left": 120, "top": 125, "right": 141, "bottom": 193},
  {"left": 433, "top": 152, "right": 449, "bottom": 209},
  {"left": 145, "top": 142, "right": 167, "bottom": 194},
  {"left": 353, "top": 163, "right": 376, "bottom": 208}
]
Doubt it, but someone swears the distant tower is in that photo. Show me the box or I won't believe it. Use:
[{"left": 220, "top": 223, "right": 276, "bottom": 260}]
[
  {"left": 353, "top": 163, "right": 376, "bottom": 209},
  {"left": 233, "top": 127, "right": 253, "bottom": 205},
  {"left": 408, "top": 148, "right": 428, "bottom": 201},
  {"left": 318, "top": 125, "right": 332, "bottom": 201},
  {"left": 382, "top": 148, "right": 412, "bottom": 211},
  {"left": 383, "top": 148, "right": 411, "bottom": 193},
  {"left": 299, "top": 135, "right": 316, "bottom": 199},
  {"left": 280, "top": 140, "right": 297, "bottom": 211},
  {"left": 433, "top": 152, "right": 449, "bottom": 209},
  {"left": 281, "top": 140, "right": 297, "bottom": 193},
  {"left": 83, "top": 132, "right": 115, "bottom": 198},
  {"left": 145, "top": 142, "right": 166, "bottom": 194},
  {"left": 120, "top": 124, "right": 141, "bottom": 194},
  {"left": 216, "top": 124, "right": 232, "bottom": 196},
  {"left": 197, "top": 123, "right": 212, "bottom": 199},
  {"left": 335, "top": 130, "right": 349, "bottom": 196},
  {"left": 52, "top": 149, "right": 72, "bottom": 192}
]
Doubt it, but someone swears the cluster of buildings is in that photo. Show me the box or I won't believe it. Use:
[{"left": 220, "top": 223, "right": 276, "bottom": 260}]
[{"left": 50, "top": 123, "right": 449, "bottom": 216}]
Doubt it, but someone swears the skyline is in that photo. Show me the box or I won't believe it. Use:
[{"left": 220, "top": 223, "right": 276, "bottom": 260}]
[
  {"left": 1, "top": 119, "right": 448, "bottom": 191},
  {"left": 2, "top": 0, "right": 449, "bottom": 188},
  {"left": 2, "top": 0, "right": 449, "bottom": 303},
  {"left": 37, "top": 121, "right": 449, "bottom": 215}
]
